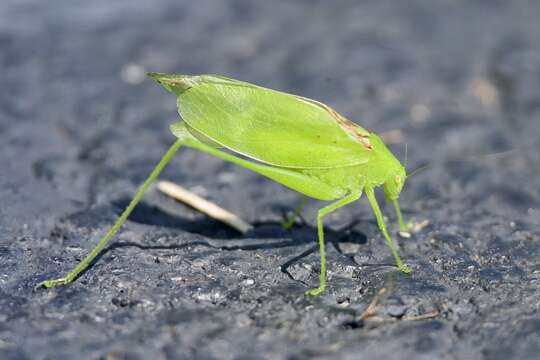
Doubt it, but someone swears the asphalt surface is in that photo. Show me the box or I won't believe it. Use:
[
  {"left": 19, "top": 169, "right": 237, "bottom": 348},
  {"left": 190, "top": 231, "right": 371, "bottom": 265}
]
[{"left": 1, "top": 1, "right": 539, "bottom": 359}]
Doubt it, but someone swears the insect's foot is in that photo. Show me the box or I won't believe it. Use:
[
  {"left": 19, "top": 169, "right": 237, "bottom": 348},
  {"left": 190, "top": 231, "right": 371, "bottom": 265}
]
[
  {"left": 281, "top": 214, "right": 297, "bottom": 230},
  {"left": 305, "top": 286, "right": 325, "bottom": 297},
  {"left": 34, "top": 277, "right": 68, "bottom": 291},
  {"left": 398, "top": 264, "right": 412, "bottom": 274},
  {"left": 398, "top": 219, "right": 414, "bottom": 236}
]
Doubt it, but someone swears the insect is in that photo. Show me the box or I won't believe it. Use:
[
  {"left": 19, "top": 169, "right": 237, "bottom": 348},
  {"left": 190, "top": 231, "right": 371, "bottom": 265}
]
[{"left": 36, "top": 73, "right": 411, "bottom": 296}]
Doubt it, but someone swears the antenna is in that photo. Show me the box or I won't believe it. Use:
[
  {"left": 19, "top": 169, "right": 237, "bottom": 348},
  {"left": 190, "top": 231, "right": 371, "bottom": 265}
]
[
  {"left": 406, "top": 162, "right": 431, "bottom": 179},
  {"left": 404, "top": 143, "right": 408, "bottom": 170}
]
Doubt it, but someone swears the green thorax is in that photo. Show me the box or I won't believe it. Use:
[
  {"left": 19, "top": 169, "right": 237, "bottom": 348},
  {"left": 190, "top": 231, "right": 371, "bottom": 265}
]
[
  {"left": 298, "top": 132, "right": 405, "bottom": 198},
  {"left": 364, "top": 133, "right": 406, "bottom": 199}
]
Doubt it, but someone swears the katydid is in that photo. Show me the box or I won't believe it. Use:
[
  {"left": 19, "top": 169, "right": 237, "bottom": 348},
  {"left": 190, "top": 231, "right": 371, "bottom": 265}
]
[{"left": 36, "top": 73, "right": 411, "bottom": 296}]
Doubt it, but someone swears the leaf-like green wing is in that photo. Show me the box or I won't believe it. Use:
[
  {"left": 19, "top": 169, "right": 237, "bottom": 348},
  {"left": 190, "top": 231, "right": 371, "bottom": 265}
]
[{"left": 149, "top": 73, "right": 373, "bottom": 169}]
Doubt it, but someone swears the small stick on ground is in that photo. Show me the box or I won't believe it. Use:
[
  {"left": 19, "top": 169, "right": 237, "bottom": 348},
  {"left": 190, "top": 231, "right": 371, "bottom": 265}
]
[
  {"left": 402, "top": 311, "right": 439, "bottom": 321},
  {"left": 359, "top": 287, "right": 387, "bottom": 320},
  {"left": 157, "top": 180, "right": 253, "bottom": 234}
]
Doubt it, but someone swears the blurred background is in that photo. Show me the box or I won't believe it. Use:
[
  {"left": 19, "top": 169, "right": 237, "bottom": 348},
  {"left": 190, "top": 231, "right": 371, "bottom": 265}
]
[{"left": 1, "top": 1, "right": 539, "bottom": 359}]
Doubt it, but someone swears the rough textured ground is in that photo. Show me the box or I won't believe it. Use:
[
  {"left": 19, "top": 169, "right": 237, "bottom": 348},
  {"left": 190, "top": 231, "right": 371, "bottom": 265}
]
[{"left": 1, "top": 1, "right": 539, "bottom": 359}]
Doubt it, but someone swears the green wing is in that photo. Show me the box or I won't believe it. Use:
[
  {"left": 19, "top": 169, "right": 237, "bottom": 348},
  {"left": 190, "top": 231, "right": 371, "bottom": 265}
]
[{"left": 150, "top": 73, "right": 373, "bottom": 169}]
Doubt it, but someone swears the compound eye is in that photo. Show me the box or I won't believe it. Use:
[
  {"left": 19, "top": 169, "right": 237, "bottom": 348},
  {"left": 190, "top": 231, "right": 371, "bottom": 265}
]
[{"left": 395, "top": 175, "right": 402, "bottom": 184}]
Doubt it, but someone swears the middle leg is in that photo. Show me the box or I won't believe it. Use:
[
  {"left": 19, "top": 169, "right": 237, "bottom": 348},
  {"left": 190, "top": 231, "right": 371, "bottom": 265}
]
[{"left": 306, "top": 190, "right": 362, "bottom": 296}]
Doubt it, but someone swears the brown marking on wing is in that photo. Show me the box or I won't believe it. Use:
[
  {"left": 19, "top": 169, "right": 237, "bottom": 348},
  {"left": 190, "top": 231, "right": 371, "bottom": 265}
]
[
  {"left": 295, "top": 95, "right": 373, "bottom": 150},
  {"left": 327, "top": 107, "right": 372, "bottom": 150}
]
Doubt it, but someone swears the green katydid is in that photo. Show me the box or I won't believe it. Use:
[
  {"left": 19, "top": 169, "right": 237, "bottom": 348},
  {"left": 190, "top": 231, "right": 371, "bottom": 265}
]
[{"left": 36, "top": 73, "right": 411, "bottom": 296}]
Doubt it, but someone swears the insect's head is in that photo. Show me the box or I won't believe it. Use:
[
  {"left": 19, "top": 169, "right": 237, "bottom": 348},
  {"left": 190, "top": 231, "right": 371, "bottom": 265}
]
[
  {"left": 368, "top": 133, "right": 407, "bottom": 201},
  {"left": 383, "top": 166, "right": 406, "bottom": 201}
]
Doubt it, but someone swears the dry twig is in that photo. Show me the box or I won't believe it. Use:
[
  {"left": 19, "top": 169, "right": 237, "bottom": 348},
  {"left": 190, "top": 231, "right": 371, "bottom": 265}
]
[
  {"left": 359, "top": 287, "right": 387, "bottom": 320},
  {"left": 157, "top": 181, "right": 253, "bottom": 234},
  {"left": 402, "top": 311, "right": 439, "bottom": 321}
]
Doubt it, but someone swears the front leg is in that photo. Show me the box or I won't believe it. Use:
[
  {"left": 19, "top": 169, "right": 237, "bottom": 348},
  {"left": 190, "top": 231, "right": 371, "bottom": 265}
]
[
  {"left": 392, "top": 199, "right": 412, "bottom": 233},
  {"left": 365, "top": 188, "right": 411, "bottom": 273}
]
